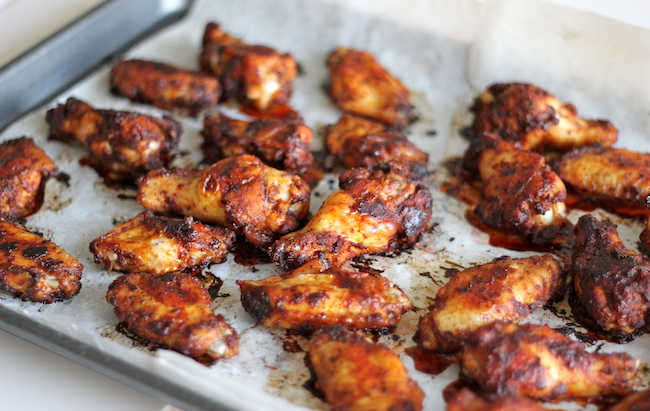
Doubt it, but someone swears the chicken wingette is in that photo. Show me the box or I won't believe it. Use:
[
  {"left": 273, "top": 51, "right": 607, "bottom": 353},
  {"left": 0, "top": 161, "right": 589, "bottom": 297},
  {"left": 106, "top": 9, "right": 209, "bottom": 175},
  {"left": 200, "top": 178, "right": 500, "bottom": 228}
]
[
  {"left": 137, "top": 154, "right": 310, "bottom": 248},
  {"left": 269, "top": 164, "right": 432, "bottom": 271},
  {"left": 90, "top": 210, "right": 235, "bottom": 274},
  {"left": 107, "top": 273, "right": 238, "bottom": 362},
  {"left": 46, "top": 97, "right": 180, "bottom": 184},
  {"left": 446, "top": 388, "right": 550, "bottom": 411},
  {"left": 470, "top": 83, "right": 617, "bottom": 152},
  {"left": 308, "top": 325, "right": 424, "bottom": 411},
  {"left": 417, "top": 255, "right": 562, "bottom": 354},
  {"left": 0, "top": 218, "right": 82, "bottom": 302}
]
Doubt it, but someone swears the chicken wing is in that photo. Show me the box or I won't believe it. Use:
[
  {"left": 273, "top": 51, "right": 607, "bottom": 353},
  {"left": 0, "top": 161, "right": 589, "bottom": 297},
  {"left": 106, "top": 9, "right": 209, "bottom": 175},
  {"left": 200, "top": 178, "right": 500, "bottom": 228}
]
[
  {"left": 90, "top": 210, "right": 235, "bottom": 274},
  {"left": 200, "top": 22, "right": 298, "bottom": 112},
  {"left": 417, "top": 255, "right": 562, "bottom": 354},
  {"left": 137, "top": 154, "right": 310, "bottom": 248},
  {"left": 571, "top": 214, "right": 650, "bottom": 341},
  {"left": 308, "top": 325, "right": 424, "bottom": 411},
  {"left": 327, "top": 47, "right": 414, "bottom": 129},
  {"left": 269, "top": 164, "right": 432, "bottom": 270},
  {"left": 446, "top": 388, "right": 549, "bottom": 411},
  {"left": 463, "top": 133, "right": 568, "bottom": 245},
  {"left": 110, "top": 59, "right": 220, "bottom": 116},
  {"left": 201, "top": 112, "right": 313, "bottom": 173},
  {"left": 0, "top": 218, "right": 82, "bottom": 302},
  {"left": 609, "top": 389, "right": 650, "bottom": 411},
  {"left": 46, "top": 97, "right": 180, "bottom": 184},
  {"left": 0, "top": 137, "right": 57, "bottom": 220},
  {"left": 470, "top": 83, "right": 617, "bottom": 152},
  {"left": 459, "top": 321, "right": 639, "bottom": 401},
  {"left": 555, "top": 145, "right": 650, "bottom": 211},
  {"left": 107, "top": 273, "right": 238, "bottom": 362},
  {"left": 326, "top": 114, "right": 428, "bottom": 178},
  {"left": 238, "top": 262, "right": 412, "bottom": 332}
]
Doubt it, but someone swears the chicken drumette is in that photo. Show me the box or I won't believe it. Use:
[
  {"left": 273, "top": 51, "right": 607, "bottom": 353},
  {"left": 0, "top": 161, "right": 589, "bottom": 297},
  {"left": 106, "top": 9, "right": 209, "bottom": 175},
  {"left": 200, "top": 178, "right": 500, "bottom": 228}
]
[{"left": 470, "top": 83, "right": 617, "bottom": 152}]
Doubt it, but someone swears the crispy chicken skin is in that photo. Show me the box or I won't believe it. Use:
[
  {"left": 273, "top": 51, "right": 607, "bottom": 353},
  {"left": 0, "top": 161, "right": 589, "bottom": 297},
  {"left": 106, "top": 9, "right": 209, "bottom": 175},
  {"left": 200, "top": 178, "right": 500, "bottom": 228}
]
[
  {"left": 470, "top": 83, "right": 618, "bottom": 152},
  {"left": 110, "top": 59, "right": 220, "bottom": 116},
  {"left": 459, "top": 321, "right": 639, "bottom": 401},
  {"left": 90, "top": 210, "right": 235, "bottom": 274},
  {"left": 308, "top": 325, "right": 424, "bottom": 411},
  {"left": 107, "top": 273, "right": 238, "bottom": 361},
  {"left": 327, "top": 47, "right": 414, "bottom": 129},
  {"left": 463, "top": 133, "right": 568, "bottom": 244},
  {"left": 326, "top": 114, "right": 428, "bottom": 178},
  {"left": 269, "top": 164, "right": 432, "bottom": 271},
  {"left": 201, "top": 112, "right": 313, "bottom": 173},
  {"left": 556, "top": 145, "right": 650, "bottom": 210},
  {"left": 46, "top": 97, "right": 180, "bottom": 184},
  {"left": 137, "top": 154, "right": 310, "bottom": 248},
  {"left": 238, "top": 262, "right": 412, "bottom": 332},
  {"left": 571, "top": 214, "right": 650, "bottom": 340},
  {"left": 446, "top": 388, "right": 549, "bottom": 411},
  {"left": 609, "top": 389, "right": 650, "bottom": 411},
  {"left": 0, "top": 137, "right": 57, "bottom": 220},
  {"left": 418, "top": 255, "right": 562, "bottom": 354},
  {"left": 200, "top": 22, "right": 298, "bottom": 111},
  {"left": 0, "top": 218, "right": 82, "bottom": 302}
]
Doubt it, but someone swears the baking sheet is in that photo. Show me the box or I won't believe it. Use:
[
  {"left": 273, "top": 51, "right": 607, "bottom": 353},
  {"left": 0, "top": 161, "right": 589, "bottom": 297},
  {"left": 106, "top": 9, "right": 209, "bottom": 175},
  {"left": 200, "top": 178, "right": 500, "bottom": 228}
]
[{"left": 1, "top": 0, "right": 649, "bottom": 410}]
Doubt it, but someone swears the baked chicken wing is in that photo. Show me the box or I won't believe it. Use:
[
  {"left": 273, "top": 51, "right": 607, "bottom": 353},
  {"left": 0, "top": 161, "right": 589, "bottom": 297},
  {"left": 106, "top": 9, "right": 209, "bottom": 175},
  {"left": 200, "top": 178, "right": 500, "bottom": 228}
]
[
  {"left": 571, "top": 214, "right": 650, "bottom": 341},
  {"left": 238, "top": 262, "right": 412, "bottom": 332},
  {"left": 308, "top": 325, "right": 424, "bottom": 411},
  {"left": 107, "top": 273, "right": 238, "bottom": 362},
  {"left": 460, "top": 321, "right": 639, "bottom": 401},
  {"left": 446, "top": 388, "right": 549, "bottom": 411},
  {"left": 46, "top": 97, "right": 180, "bottom": 184},
  {"left": 417, "top": 255, "right": 562, "bottom": 354},
  {"left": 0, "top": 137, "right": 57, "bottom": 220},
  {"left": 137, "top": 154, "right": 310, "bottom": 248},
  {"left": 110, "top": 59, "right": 220, "bottom": 116},
  {"left": 327, "top": 47, "right": 414, "bottom": 129},
  {"left": 326, "top": 114, "right": 428, "bottom": 178},
  {"left": 200, "top": 22, "right": 298, "bottom": 111},
  {"left": 470, "top": 83, "right": 617, "bottom": 152},
  {"left": 201, "top": 112, "right": 313, "bottom": 173},
  {"left": 269, "top": 164, "right": 432, "bottom": 270},
  {"left": 90, "top": 210, "right": 235, "bottom": 274},
  {"left": 0, "top": 218, "right": 82, "bottom": 302}
]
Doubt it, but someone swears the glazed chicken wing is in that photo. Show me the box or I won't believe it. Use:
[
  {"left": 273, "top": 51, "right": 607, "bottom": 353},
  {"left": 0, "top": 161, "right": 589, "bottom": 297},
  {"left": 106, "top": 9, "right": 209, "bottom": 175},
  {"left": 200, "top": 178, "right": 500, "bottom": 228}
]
[
  {"left": 107, "top": 273, "right": 238, "bottom": 362},
  {"left": 269, "top": 164, "right": 432, "bottom": 271},
  {"left": 46, "top": 97, "right": 180, "bottom": 184},
  {"left": 326, "top": 114, "right": 428, "bottom": 178},
  {"left": 0, "top": 137, "right": 57, "bottom": 219},
  {"left": 571, "top": 214, "right": 650, "bottom": 341},
  {"left": 446, "top": 388, "right": 550, "bottom": 411},
  {"left": 200, "top": 22, "right": 298, "bottom": 111},
  {"left": 201, "top": 112, "right": 313, "bottom": 173},
  {"left": 90, "top": 210, "right": 235, "bottom": 274},
  {"left": 308, "top": 325, "right": 424, "bottom": 411},
  {"left": 460, "top": 322, "right": 639, "bottom": 401},
  {"left": 110, "top": 59, "right": 220, "bottom": 116},
  {"left": 327, "top": 47, "right": 414, "bottom": 129},
  {"left": 137, "top": 154, "right": 310, "bottom": 248},
  {"left": 470, "top": 83, "right": 617, "bottom": 152},
  {"left": 0, "top": 218, "right": 82, "bottom": 302},
  {"left": 418, "top": 255, "right": 562, "bottom": 354}
]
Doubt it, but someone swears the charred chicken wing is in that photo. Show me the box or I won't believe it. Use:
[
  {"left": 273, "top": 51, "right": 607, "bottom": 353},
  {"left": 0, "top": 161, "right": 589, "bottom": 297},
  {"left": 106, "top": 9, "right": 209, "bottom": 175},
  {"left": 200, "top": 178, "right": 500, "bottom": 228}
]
[
  {"left": 107, "top": 273, "right": 238, "bottom": 362},
  {"left": 470, "top": 83, "right": 617, "bottom": 152},
  {"left": 137, "top": 154, "right": 310, "bottom": 248},
  {"left": 0, "top": 218, "right": 82, "bottom": 302},
  {"left": 460, "top": 321, "right": 639, "bottom": 401},
  {"left": 269, "top": 164, "right": 432, "bottom": 271},
  {"left": 90, "top": 210, "right": 235, "bottom": 274},
  {"left": 446, "top": 388, "right": 550, "bottom": 411},
  {"left": 308, "top": 325, "right": 424, "bottom": 411},
  {"left": 46, "top": 97, "right": 180, "bottom": 184},
  {"left": 327, "top": 47, "right": 414, "bottom": 129},
  {"left": 0, "top": 137, "right": 57, "bottom": 220},
  {"left": 418, "top": 255, "right": 562, "bottom": 354},
  {"left": 200, "top": 22, "right": 298, "bottom": 111},
  {"left": 110, "top": 59, "right": 220, "bottom": 116}
]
